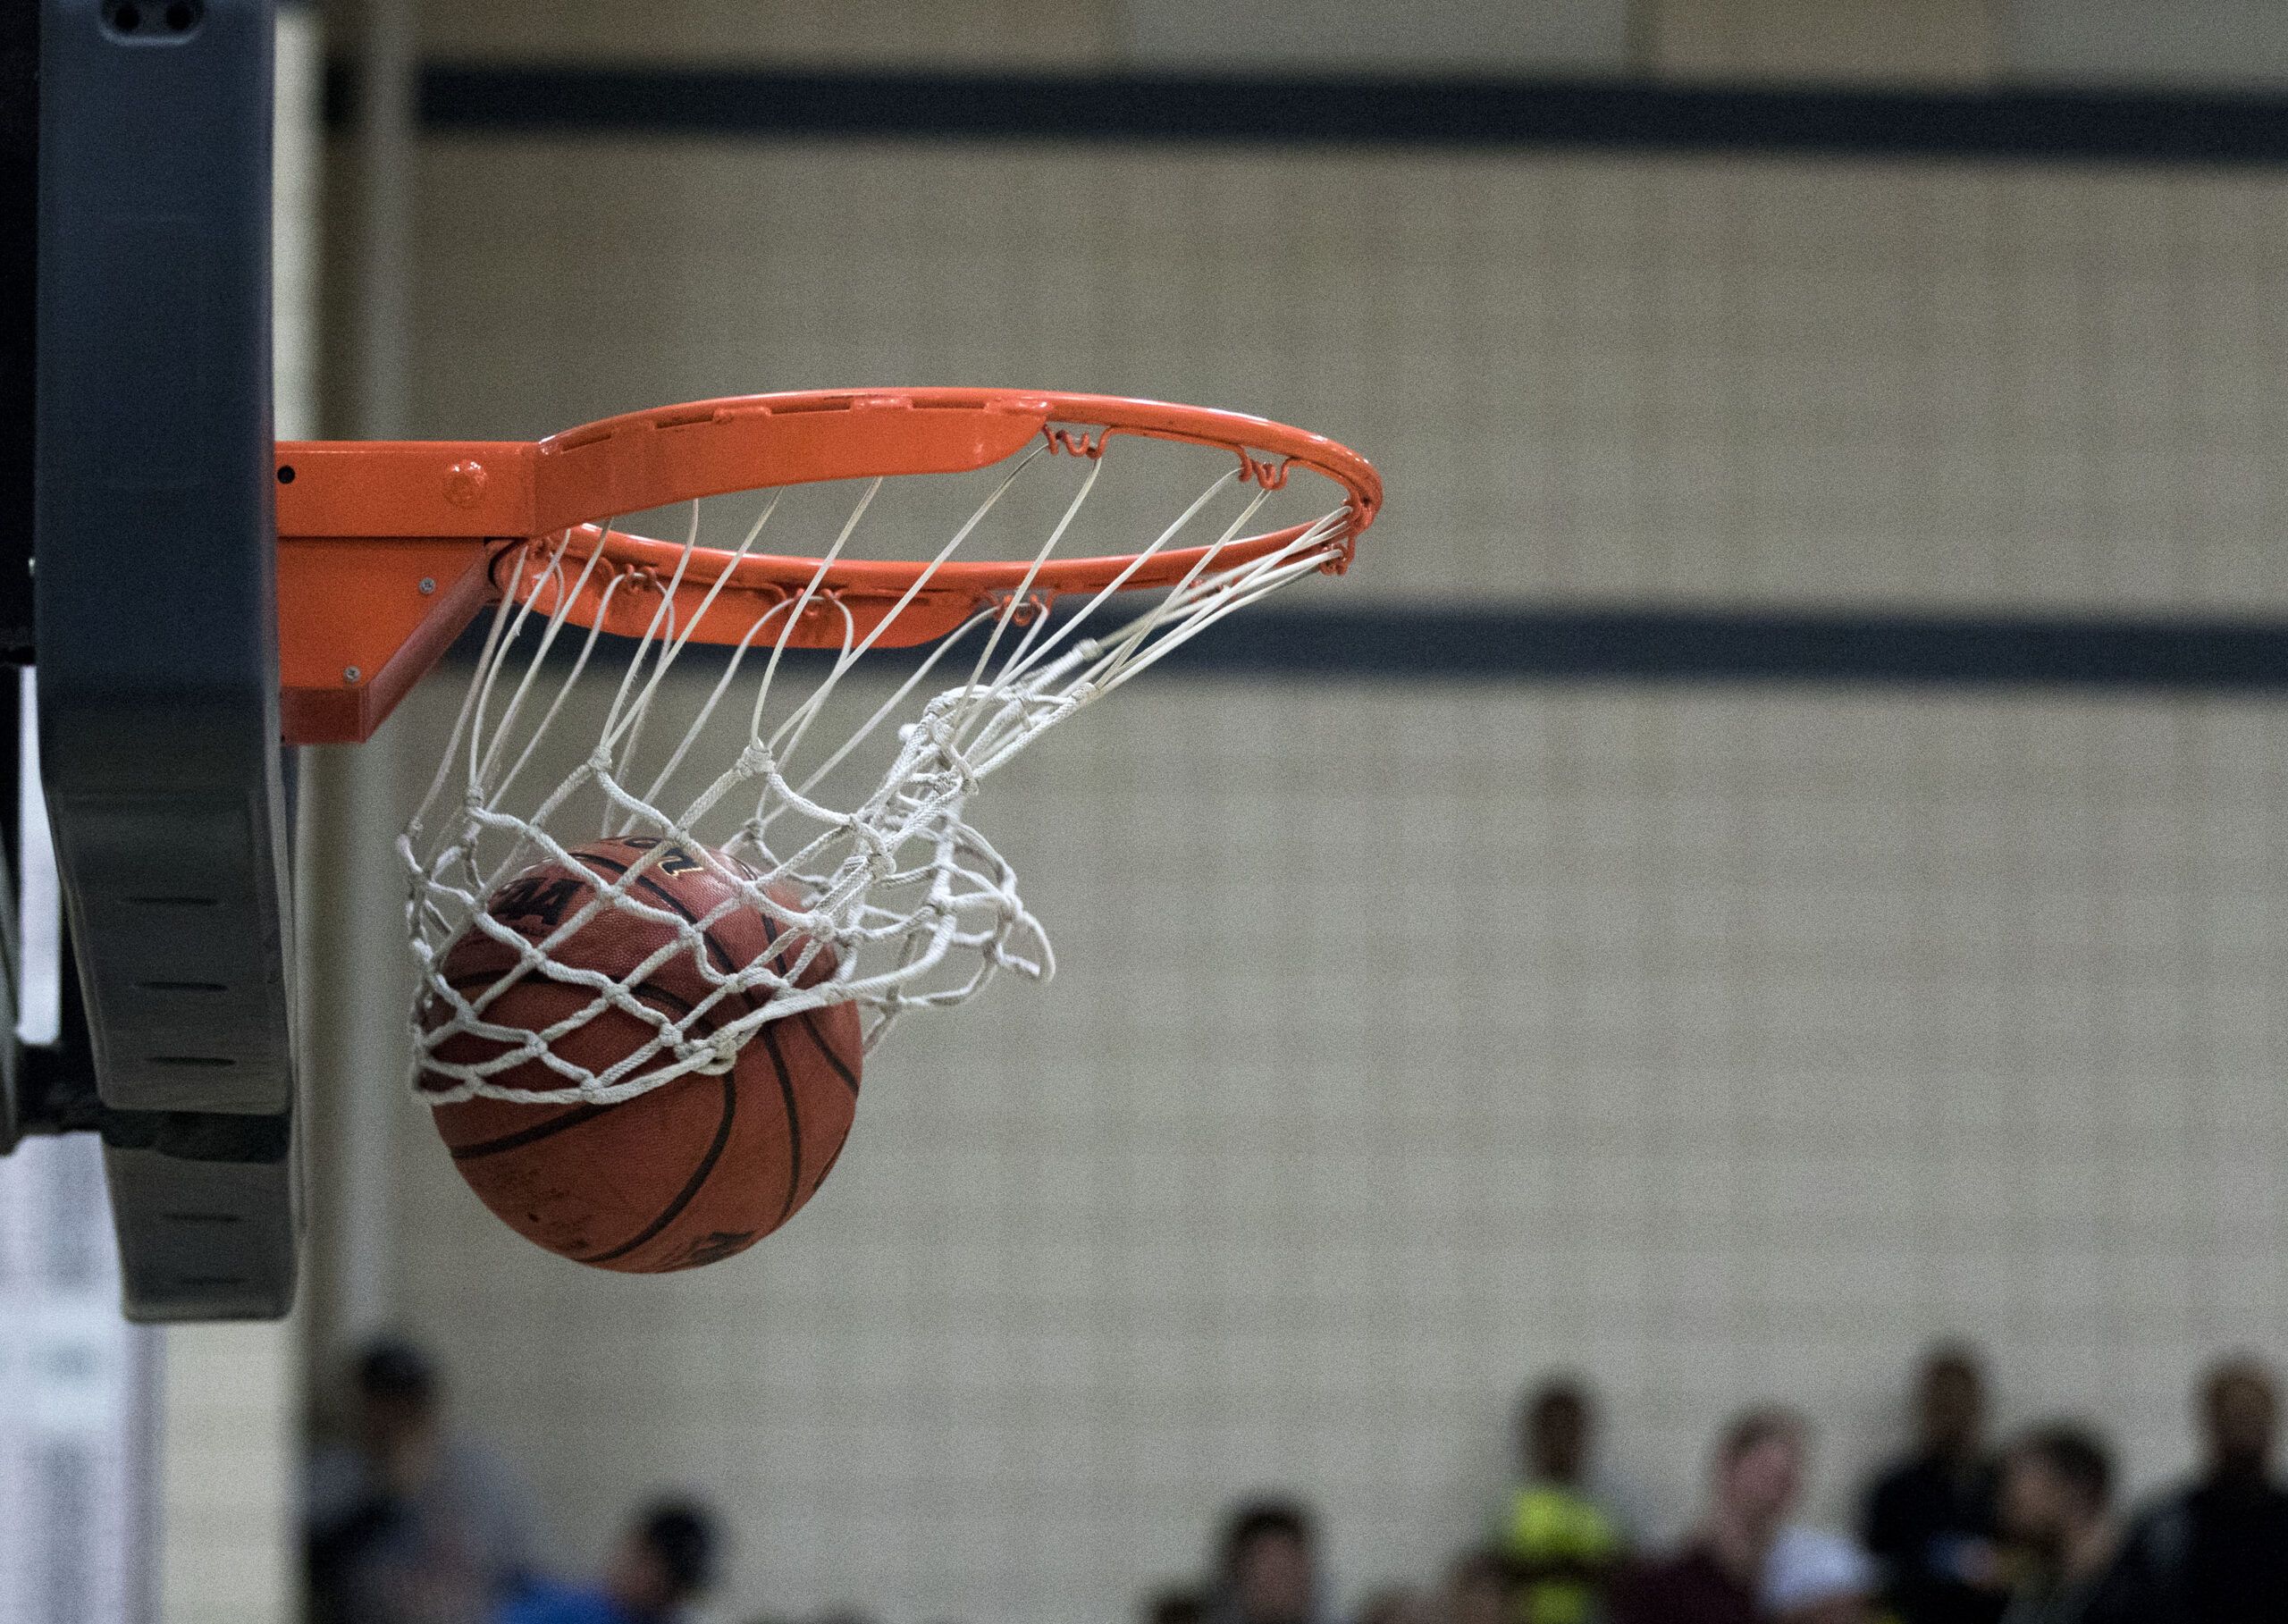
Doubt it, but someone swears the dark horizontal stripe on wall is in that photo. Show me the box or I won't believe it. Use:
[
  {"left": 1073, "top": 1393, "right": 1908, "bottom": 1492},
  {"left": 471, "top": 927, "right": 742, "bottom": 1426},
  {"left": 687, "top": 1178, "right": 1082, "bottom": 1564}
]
[
  {"left": 1162, "top": 607, "right": 2288, "bottom": 688},
  {"left": 450, "top": 607, "right": 2288, "bottom": 692},
  {"left": 334, "top": 63, "right": 2288, "bottom": 165}
]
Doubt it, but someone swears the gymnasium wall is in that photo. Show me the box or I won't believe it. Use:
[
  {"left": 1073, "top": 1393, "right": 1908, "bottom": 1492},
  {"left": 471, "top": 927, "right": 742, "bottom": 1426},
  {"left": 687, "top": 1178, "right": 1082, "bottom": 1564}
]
[
  {"left": 293, "top": 4, "right": 2288, "bottom": 1622},
  {"left": 358, "top": 672, "right": 2287, "bottom": 1622},
  {"left": 299, "top": 120, "right": 2288, "bottom": 1623}
]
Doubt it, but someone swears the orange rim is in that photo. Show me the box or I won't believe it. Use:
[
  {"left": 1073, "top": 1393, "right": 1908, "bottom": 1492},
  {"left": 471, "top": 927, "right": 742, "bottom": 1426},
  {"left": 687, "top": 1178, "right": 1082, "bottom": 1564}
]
[{"left": 274, "top": 389, "right": 1382, "bottom": 745}]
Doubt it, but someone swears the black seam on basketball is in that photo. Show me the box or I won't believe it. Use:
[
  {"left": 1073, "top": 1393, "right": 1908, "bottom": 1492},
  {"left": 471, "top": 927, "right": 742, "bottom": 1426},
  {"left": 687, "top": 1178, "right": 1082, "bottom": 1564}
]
[
  {"left": 562, "top": 848, "right": 760, "bottom": 1263},
  {"left": 748, "top": 905, "right": 815, "bottom": 1219},
  {"left": 425, "top": 977, "right": 716, "bottom": 1159},
  {"left": 442, "top": 968, "right": 700, "bottom": 1021},
  {"left": 745, "top": 901, "right": 859, "bottom": 1098},
  {"left": 576, "top": 1074, "right": 738, "bottom": 1266},
  {"left": 753, "top": 908, "right": 789, "bottom": 999},
  {"left": 584, "top": 848, "right": 827, "bottom": 1043},
  {"left": 809, "top": 1133, "right": 848, "bottom": 1194},
  {"left": 517, "top": 845, "right": 818, "bottom": 1254},
  {"left": 577, "top": 851, "right": 761, "bottom": 1006},
  {"left": 750, "top": 902, "right": 856, "bottom": 1098},
  {"left": 758, "top": 1019, "right": 804, "bottom": 1225},
  {"left": 436, "top": 979, "right": 707, "bottom": 1159},
  {"left": 790, "top": 1010, "right": 861, "bottom": 1096},
  {"left": 449, "top": 1103, "right": 614, "bottom": 1161}
]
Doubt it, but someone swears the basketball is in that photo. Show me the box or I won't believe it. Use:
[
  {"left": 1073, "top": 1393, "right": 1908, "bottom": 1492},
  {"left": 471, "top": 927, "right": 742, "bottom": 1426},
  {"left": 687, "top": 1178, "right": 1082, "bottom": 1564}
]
[{"left": 417, "top": 836, "right": 862, "bottom": 1272}]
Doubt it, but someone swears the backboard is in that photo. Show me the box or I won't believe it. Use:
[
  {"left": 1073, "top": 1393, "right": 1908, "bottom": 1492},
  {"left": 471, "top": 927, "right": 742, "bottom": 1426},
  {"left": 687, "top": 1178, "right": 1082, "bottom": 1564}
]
[{"left": 0, "top": 0, "right": 298, "bottom": 1320}]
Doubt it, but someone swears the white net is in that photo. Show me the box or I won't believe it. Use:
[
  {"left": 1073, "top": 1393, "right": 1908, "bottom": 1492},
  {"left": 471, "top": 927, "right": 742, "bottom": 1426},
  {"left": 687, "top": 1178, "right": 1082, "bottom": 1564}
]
[{"left": 406, "top": 431, "right": 1363, "bottom": 1106}]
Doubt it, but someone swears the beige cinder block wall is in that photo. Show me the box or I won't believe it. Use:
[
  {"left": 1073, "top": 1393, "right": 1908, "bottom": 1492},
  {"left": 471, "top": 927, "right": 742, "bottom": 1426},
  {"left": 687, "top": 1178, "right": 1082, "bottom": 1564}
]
[
  {"left": 282, "top": 105, "right": 2288, "bottom": 1622},
  {"left": 290, "top": 4, "right": 2288, "bottom": 1620}
]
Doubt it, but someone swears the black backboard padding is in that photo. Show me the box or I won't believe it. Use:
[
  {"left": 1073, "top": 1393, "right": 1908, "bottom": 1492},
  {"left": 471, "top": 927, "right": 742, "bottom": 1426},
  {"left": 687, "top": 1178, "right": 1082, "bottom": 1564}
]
[
  {"left": 29, "top": 0, "right": 298, "bottom": 1321},
  {"left": 0, "top": 1, "right": 34, "bottom": 659}
]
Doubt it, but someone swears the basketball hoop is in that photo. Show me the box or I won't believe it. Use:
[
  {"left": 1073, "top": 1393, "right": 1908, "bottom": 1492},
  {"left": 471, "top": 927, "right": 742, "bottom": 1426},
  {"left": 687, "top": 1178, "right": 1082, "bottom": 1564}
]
[{"left": 276, "top": 389, "right": 1382, "bottom": 1107}]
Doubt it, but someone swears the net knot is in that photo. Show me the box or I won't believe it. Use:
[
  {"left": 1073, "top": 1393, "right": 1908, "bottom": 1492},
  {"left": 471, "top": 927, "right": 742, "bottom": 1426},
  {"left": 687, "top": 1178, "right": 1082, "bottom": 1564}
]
[
  {"left": 736, "top": 739, "right": 775, "bottom": 778},
  {"left": 847, "top": 818, "right": 901, "bottom": 881},
  {"left": 939, "top": 746, "right": 982, "bottom": 798},
  {"left": 697, "top": 1027, "right": 744, "bottom": 1073}
]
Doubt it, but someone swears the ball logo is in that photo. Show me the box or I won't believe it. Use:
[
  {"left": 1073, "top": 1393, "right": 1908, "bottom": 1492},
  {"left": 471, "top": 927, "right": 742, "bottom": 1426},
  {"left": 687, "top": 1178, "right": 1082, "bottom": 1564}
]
[
  {"left": 613, "top": 837, "right": 707, "bottom": 877},
  {"left": 491, "top": 875, "right": 590, "bottom": 930},
  {"left": 490, "top": 843, "right": 709, "bottom": 930}
]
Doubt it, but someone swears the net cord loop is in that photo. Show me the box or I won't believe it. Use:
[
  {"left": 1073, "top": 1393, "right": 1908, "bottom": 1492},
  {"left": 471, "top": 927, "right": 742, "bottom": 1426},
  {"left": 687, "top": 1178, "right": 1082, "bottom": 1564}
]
[
  {"left": 765, "top": 449, "right": 1042, "bottom": 779},
  {"left": 601, "top": 491, "right": 786, "bottom": 807}
]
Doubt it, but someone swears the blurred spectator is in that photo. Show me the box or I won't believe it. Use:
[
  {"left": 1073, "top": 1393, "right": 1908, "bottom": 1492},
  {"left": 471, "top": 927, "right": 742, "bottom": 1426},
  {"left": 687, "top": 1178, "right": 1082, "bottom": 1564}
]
[
  {"left": 1764, "top": 1524, "right": 1877, "bottom": 1624},
  {"left": 2114, "top": 1354, "right": 2288, "bottom": 1621},
  {"left": 1861, "top": 1344, "right": 2008, "bottom": 1624},
  {"left": 1608, "top": 1406, "right": 1804, "bottom": 1624},
  {"left": 1146, "top": 1586, "right": 1207, "bottom": 1624},
  {"left": 1207, "top": 1498, "right": 1324, "bottom": 1624},
  {"left": 1995, "top": 1426, "right": 2135, "bottom": 1624},
  {"left": 1351, "top": 1583, "right": 1432, "bottom": 1624},
  {"left": 306, "top": 1336, "right": 541, "bottom": 1624},
  {"left": 500, "top": 1497, "right": 719, "bottom": 1624},
  {"left": 1444, "top": 1549, "right": 1510, "bottom": 1624},
  {"left": 1493, "top": 1377, "right": 1628, "bottom": 1624}
]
